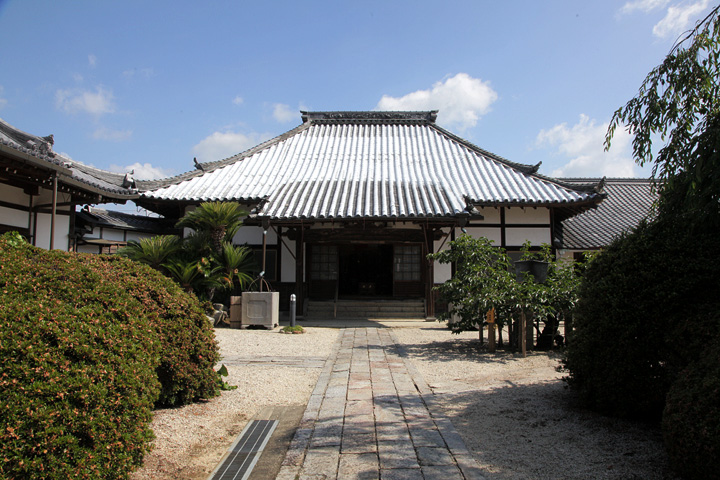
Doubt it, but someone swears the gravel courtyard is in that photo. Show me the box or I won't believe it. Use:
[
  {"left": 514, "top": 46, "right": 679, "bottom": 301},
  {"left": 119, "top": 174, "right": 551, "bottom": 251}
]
[{"left": 131, "top": 323, "right": 676, "bottom": 480}]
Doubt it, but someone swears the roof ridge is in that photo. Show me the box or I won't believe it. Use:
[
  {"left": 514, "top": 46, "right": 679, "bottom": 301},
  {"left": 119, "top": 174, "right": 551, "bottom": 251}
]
[{"left": 301, "top": 111, "right": 438, "bottom": 124}]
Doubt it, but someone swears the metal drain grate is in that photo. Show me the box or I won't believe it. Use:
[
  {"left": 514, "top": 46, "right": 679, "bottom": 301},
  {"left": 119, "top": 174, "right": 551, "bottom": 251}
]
[{"left": 208, "top": 419, "right": 278, "bottom": 480}]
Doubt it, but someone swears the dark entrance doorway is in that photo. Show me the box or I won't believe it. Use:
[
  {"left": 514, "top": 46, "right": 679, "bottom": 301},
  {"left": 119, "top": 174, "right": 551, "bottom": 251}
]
[{"left": 338, "top": 244, "right": 393, "bottom": 297}]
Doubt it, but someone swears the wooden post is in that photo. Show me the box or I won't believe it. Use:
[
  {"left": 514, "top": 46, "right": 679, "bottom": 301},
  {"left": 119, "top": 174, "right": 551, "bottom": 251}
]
[
  {"left": 487, "top": 308, "right": 496, "bottom": 353},
  {"left": 520, "top": 310, "right": 527, "bottom": 358},
  {"left": 295, "top": 227, "right": 304, "bottom": 316}
]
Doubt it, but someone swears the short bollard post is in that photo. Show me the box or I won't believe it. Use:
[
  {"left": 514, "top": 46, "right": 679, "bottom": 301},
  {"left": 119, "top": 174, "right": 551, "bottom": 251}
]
[{"left": 290, "top": 294, "right": 296, "bottom": 327}]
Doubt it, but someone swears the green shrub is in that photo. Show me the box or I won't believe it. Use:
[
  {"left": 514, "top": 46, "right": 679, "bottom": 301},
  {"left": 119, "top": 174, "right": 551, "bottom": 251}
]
[
  {"left": 0, "top": 233, "right": 221, "bottom": 478},
  {"left": 662, "top": 338, "right": 720, "bottom": 480},
  {"left": 0, "top": 238, "right": 160, "bottom": 478},
  {"left": 563, "top": 218, "right": 720, "bottom": 421},
  {"left": 73, "top": 254, "right": 220, "bottom": 407}
]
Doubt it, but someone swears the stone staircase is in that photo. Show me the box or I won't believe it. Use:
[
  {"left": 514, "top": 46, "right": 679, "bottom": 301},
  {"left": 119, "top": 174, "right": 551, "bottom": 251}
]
[{"left": 305, "top": 299, "right": 426, "bottom": 320}]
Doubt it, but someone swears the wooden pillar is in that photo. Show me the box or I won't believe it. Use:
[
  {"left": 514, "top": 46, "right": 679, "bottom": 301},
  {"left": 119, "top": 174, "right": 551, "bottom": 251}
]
[
  {"left": 424, "top": 225, "right": 435, "bottom": 319},
  {"left": 295, "top": 227, "right": 304, "bottom": 316},
  {"left": 50, "top": 172, "right": 58, "bottom": 250}
]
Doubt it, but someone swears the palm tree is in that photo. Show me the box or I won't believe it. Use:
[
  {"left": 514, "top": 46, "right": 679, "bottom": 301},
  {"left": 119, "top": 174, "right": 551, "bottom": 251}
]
[
  {"left": 175, "top": 202, "right": 247, "bottom": 254},
  {"left": 217, "top": 242, "right": 256, "bottom": 291},
  {"left": 163, "top": 257, "right": 222, "bottom": 297},
  {"left": 117, "top": 235, "right": 180, "bottom": 271}
]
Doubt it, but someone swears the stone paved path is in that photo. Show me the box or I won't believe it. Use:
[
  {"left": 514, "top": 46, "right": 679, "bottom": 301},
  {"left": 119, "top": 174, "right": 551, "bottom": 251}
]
[{"left": 276, "top": 327, "right": 486, "bottom": 480}]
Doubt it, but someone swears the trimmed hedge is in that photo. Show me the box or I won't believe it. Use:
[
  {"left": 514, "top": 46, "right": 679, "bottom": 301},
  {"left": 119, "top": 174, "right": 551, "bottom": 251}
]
[
  {"left": 662, "top": 338, "right": 720, "bottom": 480},
  {"left": 563, "top": 215, "right": 720, "bottom": 478},
  {"left": 0, "top": 233, "right": 220, "bottom": 479},
  {"left": 564, "top": 219, "right": 720, "bottom": 421}
]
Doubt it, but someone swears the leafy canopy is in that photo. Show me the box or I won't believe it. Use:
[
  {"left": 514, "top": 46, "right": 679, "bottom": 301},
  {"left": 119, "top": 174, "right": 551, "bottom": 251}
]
[
  {"left": 430, "top": 236, "right": 583, "bottom": 337},
  {"left": 606, "top": 5, "right": 720, "bottom": 220}
]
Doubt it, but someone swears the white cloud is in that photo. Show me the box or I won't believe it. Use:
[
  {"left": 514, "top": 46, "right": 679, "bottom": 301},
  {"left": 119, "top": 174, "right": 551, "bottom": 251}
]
[
  {"left": 375, "top": 73, "right": 498, "bottom": 130},
  {"left": 88, "top": 54, "right": 97, "bottom": 68},
  {"left": 652, "top": 0, "right": 710, "bottom": 38},
  {"left": 55, "top": 86, "right": 116, "bottom": 115},
  {"left": 122, "top": 67, "right": 155, "bottom": 79},
  {"left": 109, "top": 162, "right": 174, "bottom": 180},
  {"left": 536, "top": 114, "right": 637, "bottom": 178},
  {"left": 232, "top": 96, "right": 244, "bottom": 106},
  {"left": 272, "top": 103, "right": 296, "bottom": 123},
  {"left": 93, "top": 127, "right": 132, "bottom": 141},
  {"left": 620, "top": 0, "right": 669, "bottom": 14},
  {"left": 192, "top": 130, "right": 270, "bottom": 162},
  {"left": 0, "top": 85, "right": 7, "bottom": 109}
]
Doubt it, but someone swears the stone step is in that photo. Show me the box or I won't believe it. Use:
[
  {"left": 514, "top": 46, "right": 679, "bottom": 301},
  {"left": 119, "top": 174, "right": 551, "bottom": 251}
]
[{"left": 306, "top": 300, "right": 425, "bottom": 319}]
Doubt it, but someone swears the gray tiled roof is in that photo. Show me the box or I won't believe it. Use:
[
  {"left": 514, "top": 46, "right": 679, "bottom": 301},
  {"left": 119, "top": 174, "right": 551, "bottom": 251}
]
[
  {"left": 0, "top": 118, "right": 137, "bottom": 198},
  {"left": 143, "top": 111, "right": 603, "bottom": 220},
  {"left": 557, "top": 178, "right": 658, "bottom": 249},
  {"left": 75, "top": 208, "right": 173, "bottom": 233}
]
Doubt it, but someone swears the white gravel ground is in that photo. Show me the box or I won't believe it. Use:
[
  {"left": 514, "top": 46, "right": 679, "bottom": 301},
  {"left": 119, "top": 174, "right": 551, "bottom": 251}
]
[
  {"left": 129, "top": 327, "right": 339, "bottom": 480},
  {"left": 392, "top": 324, "right": 678, "bottom": 480},
  {"left": 131, "top": 323, "right": 677, "bottom": 480}
]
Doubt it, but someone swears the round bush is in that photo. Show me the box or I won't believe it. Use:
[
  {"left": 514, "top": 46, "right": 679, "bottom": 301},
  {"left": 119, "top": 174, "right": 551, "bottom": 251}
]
[
  {"left": 0, "top": 238, "right": 160, "bottom": 478},
  {"left": 0, "top": 233, "right": 221, "bottom": 478},
  {"left": 663, "top": 339, "right": 720, "bottom": 480},
  {"left": 74, "top": 254, "right": 220, "bottom": 407}
]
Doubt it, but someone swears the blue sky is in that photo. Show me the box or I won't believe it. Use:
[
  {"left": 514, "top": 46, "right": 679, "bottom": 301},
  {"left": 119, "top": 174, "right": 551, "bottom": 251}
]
[{"left": 0, "top": 0, "right": 714, "bottom": 187}]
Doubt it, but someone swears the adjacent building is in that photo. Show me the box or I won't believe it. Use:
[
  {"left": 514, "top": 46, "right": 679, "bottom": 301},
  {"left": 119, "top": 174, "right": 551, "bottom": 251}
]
[{"left": 0, "top": 118, "right": 139, "bottom": 251}]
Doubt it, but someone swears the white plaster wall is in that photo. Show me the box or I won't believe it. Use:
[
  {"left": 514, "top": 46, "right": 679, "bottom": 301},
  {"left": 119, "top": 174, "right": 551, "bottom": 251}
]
[
  {"left": 101, "top": 228, "right": 125, "bottom": 242},
  {"left": 281, "top": 237, "right": 296, "bottom": 282},
  {"left": 474, "top": 207, "right": 501, "bottom": 223},
  {"left": 505, "top": 207, "right": 550, "bottom": 224},
  {"left": 76, "top": 244, "right": 100, "bottom": 254},
  {"left": 0, "top": 183, "right": 29, "bottom": 205},
  {"left": 0, "top": 205, "right": 29, "bottom": 228},
  {"left": 126, "top": 231, "right": 154, "bottom": 242},
  {"left": 232, "top": 226, "right": 278, "bottom": 245},
  {"left": 464, "top": 226, "right": 502, "bottom": 245},
  {"left": 433, "top": 237, "right": 452, "bottom": 283},
  {"left": 388, "top": 222, "right": 421, "bottom": 229},
  {"left": 35, "top": 213, "right": 71, "bottom": 250},
  {"left": 505, "top": 227, "right": 551, "bottom": 247}
]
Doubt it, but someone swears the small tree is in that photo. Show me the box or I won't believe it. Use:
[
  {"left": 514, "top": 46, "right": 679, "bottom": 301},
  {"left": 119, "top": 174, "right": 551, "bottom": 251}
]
[
  {"left": 431, "top": 235, "right": 516, "bottom": 337},
  {"left": 175, "top": 201, "right": 246, "bottom": 255},
  {"left": 431, "top": 236, "right": 583, "bottom": 348},
  {"left": 119, "top": 201, "right": 256, "bottom": 302}
]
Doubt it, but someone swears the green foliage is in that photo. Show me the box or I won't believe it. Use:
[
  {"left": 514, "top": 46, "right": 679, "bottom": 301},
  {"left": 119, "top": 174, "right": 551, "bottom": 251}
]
[
  {"left": 216, "top": 364, "right": 238, "bottom": 391},
  {"left": 175, "top": 201, "right": 247, "bottom": 254},
  {"left": 662, "top": 338, "right": 720, "bottom": 480},
  {"left": 606, "top": 5, "right": 720, "bottom": 223},
  {"left": 119, "top": 202, "right": 256, "bottom": 302},
  {"left": 0, "top": 233, "right": 221, "bottom": 478},
  {"left": 281, "top": 325, "right": 305, "bottom": 334},
  {"left": 591, "top": 7, "right": 720, "bottom": 473},
  {"left": 0, "top": 235, "right": 159, "bottom": 479},
  {"left": 430, "top": 235, "right": 515, "bottom": 332},
  {"left": 564, "top": 219, "right": 720, "bottom": 421},
  {"left": 430, "top": 236, "right": 583, "bottom": 341},
  {"left": 118, "top": 235, "right": 180, "bottom": 271},
  {"left": 217, "top": 242, "right": 255, "bottom": 290}
]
